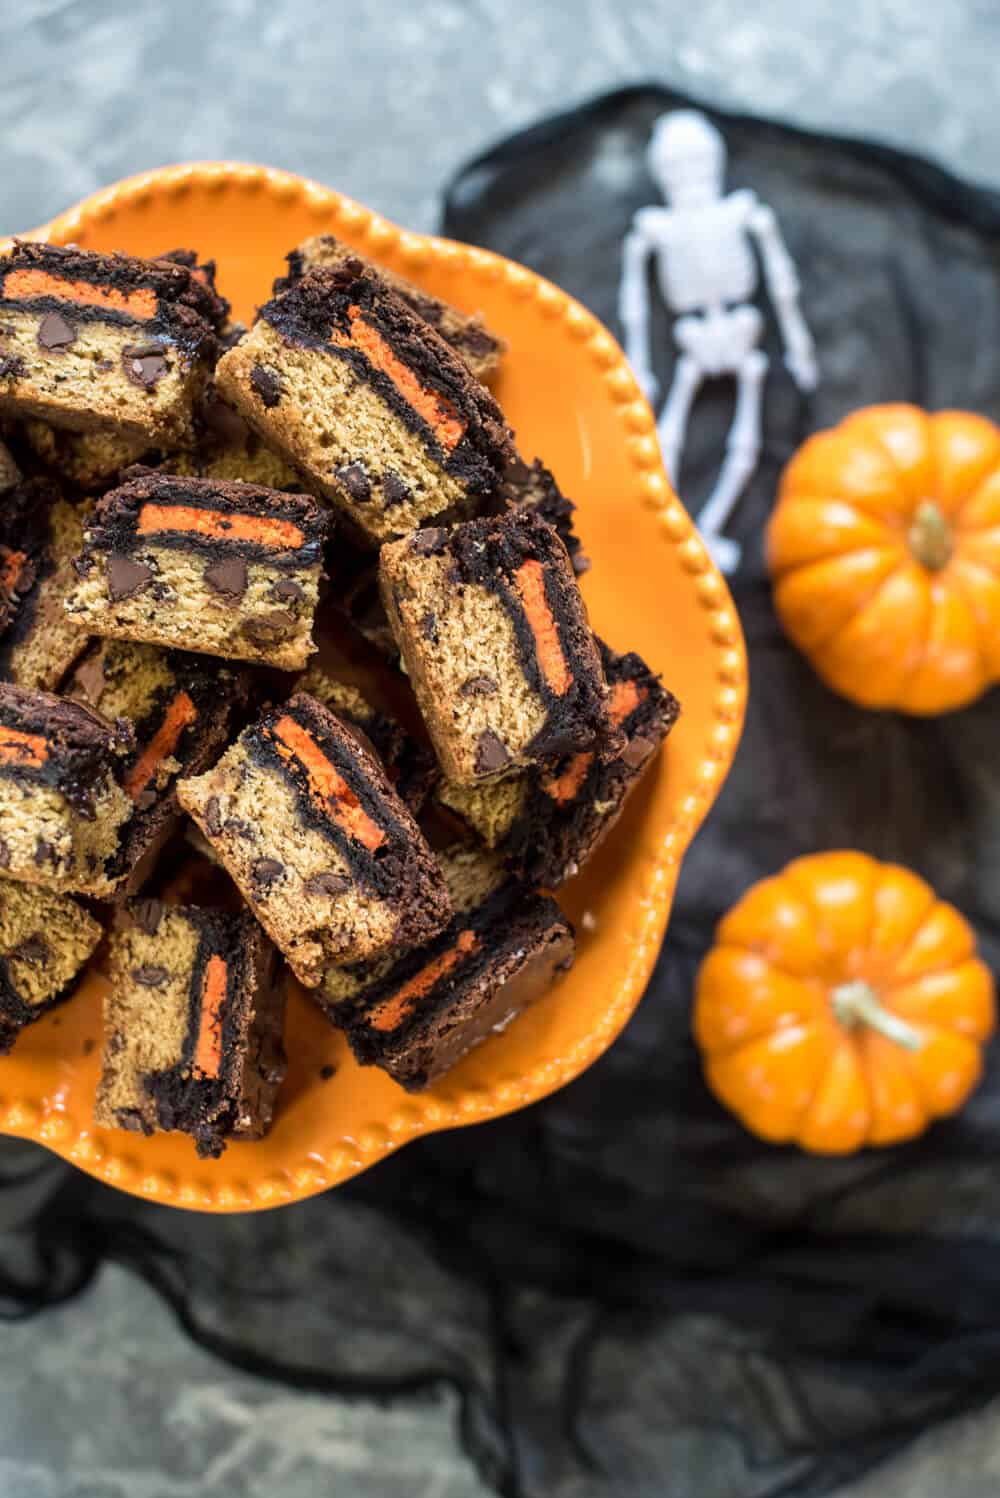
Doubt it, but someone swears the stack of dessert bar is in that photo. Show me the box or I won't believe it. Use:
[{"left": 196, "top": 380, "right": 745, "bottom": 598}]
[{"left": 0, "top": 233, "right": 679, "bottom": 1156}]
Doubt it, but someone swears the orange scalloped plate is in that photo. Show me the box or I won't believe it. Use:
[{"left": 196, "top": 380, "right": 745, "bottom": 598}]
[{"left": 0, "top": 163, "right": 746, "bottom": 1211}]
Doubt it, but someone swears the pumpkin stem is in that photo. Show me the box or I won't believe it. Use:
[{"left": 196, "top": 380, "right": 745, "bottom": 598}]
[
  {"left": 831, "top": 980, "right": 923, "bottom": 1051},
  {"left": 908, "top": 501, "right": 953, "bottom": 570}
]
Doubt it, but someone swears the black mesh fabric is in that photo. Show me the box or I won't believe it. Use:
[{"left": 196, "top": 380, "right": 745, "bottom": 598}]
[{"left": 4, "top": 83, "right": 1000, "bottom": 1498}]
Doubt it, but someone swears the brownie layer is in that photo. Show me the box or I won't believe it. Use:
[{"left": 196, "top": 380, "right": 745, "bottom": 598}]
[
  {"left": 320, "top": 846, "right": 574, "bottom": 1089},
  {"left": 497, "top": 455, "right": 589, "bottom": 577},
  {"left": 380, "top": 511, "right": 620, "bottom": 784},
  {"left": 216, "top": 261, "right": 514, "bottom": 544},
  {"left": 275, "top": 235, "right": 506, "bottom": 382},
  {"left": 0, "top": 879, "right": 102, "bottom": 1053},
  {"left": 0, "top": 439, "right": 20, "bottom": 494},
  {"left": 95, "top": 902, "right": 287, "bottom": 1157},
  {"left": 0, "top": 682, "right": 132, "bottom": 894},
  {"left": 439, "top": 642, "right": 680, "bottom": 886},
  {"left": 178, "top": 691, "right": 451, "bottom": 983},
  {"left": 0, "top": 242, "right": 219, "bottom": 445},
  {"left": 65, "top": 471, "right": 329, "bottom": 669},
  {"left": 68, "top": 640, "right": 249, "bottom": 896},
  {"left": 0, "top": 478, "right": 87, "bottom": 690}
]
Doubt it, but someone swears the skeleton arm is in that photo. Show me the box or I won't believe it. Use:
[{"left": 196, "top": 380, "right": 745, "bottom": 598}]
[
  {"left": 748, "top": 202, "right": 818, "bottom": 391},
  {"left": 619, "top": 217, "right": 660, "bottom": 404}
]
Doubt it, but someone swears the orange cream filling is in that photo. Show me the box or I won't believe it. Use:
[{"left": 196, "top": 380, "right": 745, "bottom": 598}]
[
  {"left": 0, "top": 724, "right": 48, "bottom": 768},
  {"left": 609, "top": 679, "right": 645, "bottom": 725},
  {"left": 368, "top": 928, "right": 479, "bottom": 1032},
  {"left": 137, "top": 503, "right": 304, "bottom": 551},
  {"left": 192, "top": 953, "right": 227, "bottom": 1076},
  {"left": 272, "top": 713, "right": 386, "bottom": 852},
  {"left": 3, "top": 268, "right": 157, "bottom": 320},
  {"left": 541, "top": 680, "right": 647, "bottom": 804},
  {"left": 0, "top": 549, "right": 28, "bottom": 594},
  {"left": 330, "top": 304, "right": 465, "bottom": 454},
  {"left": 124, "top": 690, "right": 197, "bottom": 801},
  {"left": 513, "top": 559, "right": 571, "bottom": 696}
]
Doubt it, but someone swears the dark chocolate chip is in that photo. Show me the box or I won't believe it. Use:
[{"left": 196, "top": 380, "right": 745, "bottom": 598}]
[
  {"left": 303, "top": 872, "right": 350, "bottom": 897},
  {"left": 242, "top": 610, "right": 295, "bottom": 645},
  {"left": 382, "top": 471, "right": 410, "bottom": 508},
  {"left": 204, "top": 796, "right": 223, "bottom": 836},
  {"left": 250, "top": 365, "right": 283, "bottom": 407},
  {"left": 132, "top": 964, "right": 169, "bottom": 988},
  {"left": 106, "top": 556, "right": 153, "bottom": 602},
  {"left": 204, "top": 557, "right": 248, "bottom": 602},
  {"left": 571, "top": 551, "right": 592, "bottom": 576},
  {"left": 460, "top": 675, "right": 498, "bottom": 697},
  {"left": 252, "top": 857, "right": 284, "bottom": 892},
  {"left": 122, "top": 345, "right": 170, "bottom": 387},
  {"left": 132, "top": 898, "right": 163, "bottom": 935},
  {"left": 0, "top": 840, "right": 8, "bottom": 868},
  {"left": 409, "top": 527, "right": 449, "bottom": 556},
  {"left": 335, "top": 463, "right": 371, "bottom": 502},
  {"left": 34, "top": 839, "right": 54, "bottom": 867},
  {"left": 420, "top": 611, "right": 437, "bottom": 641},
  {"left": 271, "top": 578, "right": 304, "bottom": 603},
  {"left": 201, "top": 396, "right": 248, "bottom": 444},
  {"left": 475, "top": 729, "right": 510, "bottom": 775},
  {"left": 72, "top": 652, "right": 106, "bottom": 703},
  {"left": 319, "top": 1063, "right": 336, "bottom": 1080},
  {"left": 135, "top": 787, "right": 158, "bottom": 811},
  {"left": 96, "top": 359, "right": 114, "bottom": 373},
  {"left": 13, "top": 937, "right": 48, "bottom": 964},
  {"left": 621, "top": 734, "right": 656, "bottom": 771},
  {"left": 37, "top": 311, "right": 77, "bottom": 351}
]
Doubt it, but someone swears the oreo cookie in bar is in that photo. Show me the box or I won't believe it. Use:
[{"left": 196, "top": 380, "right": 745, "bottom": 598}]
[
  {"left": 275, "top": 234, "right": 507, "bottom": 382},
  {"left": 65, "top": 471, "right": 329, "bottom": 670},
  {"left": 0, "top": 682, "right": 133, "bottom": 896},
  {"left": 439, "top": 642, "right": 680, "bottom": 887},
  {"left": 0, "top": 477, "right": 87, "bottom": 691},
  {"left": 0, "top": 880, "right": 102, "bottom": 1054},
  {"left": 318, "top": 845, "right": 575, "bottom": 1091},
  {"left": 379, "top": 510, "right": 622, "bottom": 786},
  {"left": 177, "top": 691, "right": 451, "bottom": 985},
  {"left": 215, "top": 261, "right": 515, "bottom": 545},
  {"left": 95, "top": 902, "right": 287, "bottom": 1158},
  {"left": 67, "top": 640, "right": 249, "bottom": 896},
  {"left": 0, "top": 242, "right": 220, "bottom": 447},
  {"left": 295, "top": 666, "right": 438, "bottom": 815}
]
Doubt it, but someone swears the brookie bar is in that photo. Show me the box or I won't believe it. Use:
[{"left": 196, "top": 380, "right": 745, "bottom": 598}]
[
  {"left": 274, "top": 234, "right": 507, "bottom": 382},
  {"left": 318, "top": 845, "right": 575, "bottom": 1090},
  {"left": 379, "top": 510, "right": 621, "bottom": 785},
  {"left": 65, "top": 471, "right": 329, "bottom": 670},
  {"left": 0, "top": 879, "right": 102, "bottom": 1053},
  {"left": 177, "top": 691, "right": 451, "bottom": 984},
  {"left": 0, "top": 477, "right": 87, "bottom": 691},
  {"left": 0, "top": 242, "right": 220, "bottom": 446},
  {"left": 215, "top": 261, "right": 515, "bottom": 545},
  {"left": 95, "top": 901, "right": 287, "bottom": 1158}
]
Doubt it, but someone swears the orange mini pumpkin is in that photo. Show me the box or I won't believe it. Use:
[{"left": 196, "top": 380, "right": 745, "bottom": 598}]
[
  {"left": 768, "top": 404, "right": 1000, "bottom": 714},
  {"left": 694, "top": 851, "right": 995, "bottom": 1153}
]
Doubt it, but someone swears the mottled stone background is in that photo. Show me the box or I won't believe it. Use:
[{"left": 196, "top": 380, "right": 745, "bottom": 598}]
[{"left": 4, "top": 2, "right": 1000, "bottom": 1495}]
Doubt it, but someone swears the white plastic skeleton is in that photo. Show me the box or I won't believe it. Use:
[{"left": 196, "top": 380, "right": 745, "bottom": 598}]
[{"left": 619, "top": 110, "right": 818, "bottom": 573}]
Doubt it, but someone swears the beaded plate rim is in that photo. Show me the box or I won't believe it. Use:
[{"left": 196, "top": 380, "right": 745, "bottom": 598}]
[{"left": 0, "top": 162, "right": 748, "bottom": 1211}]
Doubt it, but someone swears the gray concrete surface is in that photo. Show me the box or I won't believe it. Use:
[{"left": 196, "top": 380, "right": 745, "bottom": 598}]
[{"left": 4, "top": 2, "right": 1000, "bottom": 1494}]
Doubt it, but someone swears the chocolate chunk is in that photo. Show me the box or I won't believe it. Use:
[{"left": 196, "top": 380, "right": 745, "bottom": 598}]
[
  {"left": 271, "top": 578, "right": 304, "bottom": 603},
  {"left": 319, "top": 1063, "right": 336, "bottom": 1080},
  {"left": 250, "top": 365, "right": 283, "bottom": 407},
  {"left": 252, "top": 857, "right": 284, "bottom": 891},
  {"left": 475, "top": 729, "right": 510, "bottom": 775},
  {"left": 204, "top": 557, "right": 248, "bottom": 602},
  {"left": 0, "top": 840, "right": 9, "bottom": 869},
  {"left": 13, "top": 937, "right": 48, "bottom": 964},
  {"left": 37, "top": 311, "right": 77, "bottom": 351},
  {"left": 303, "top": 871, "right": 350, "bottom": 897},
  {"left": 409, "top": 527, "right": 449, "bottom": 556},
  {"left": 420, "top": 611, "right": 437, "bottom": 641},
  {"left": 201, "top": 395, "right": 248, "bottom": 445},
  {"left": 132, "top": 964, "right": 169, "bottom": 987},
  {"left": 135, "top": 787, "right": 158, "bottom": 811},
  {"left": 204, "top": 796, "right": 223, "bottom": 836},
  {"left": 382, "top": 471, "right": 410, "bottom": 508},
  {"left": 106, "top": 556, "right": 153, "bottom": 602},
  {"left": 122, "top": 345, "right": 170, "bottom": 387},
  {"left": 460, "top": 675, "right": 498, "bottom": 697},
  {"left": 571, "top": 551, "right": 591, "bottom": 576},
  {"left": 34, "top": 839, "right": 54, "bottom": 867},
  {"left": 621, "top": 734, "right": 656, "bottom": 771},
  {"left": 72, "top": 652, "right": 106, "bottom": 703},
  {"left": 242, "top": 610, "right": 295, "bottom": 645},
  {"left": 336, "top": 463, "right": 371, "bottom": 502},
  {"left": 132, "top": 898, "right": 163, "bottom": 935},
  {"left": 0, "top": 354, "right": 27, "bottom": 380}
]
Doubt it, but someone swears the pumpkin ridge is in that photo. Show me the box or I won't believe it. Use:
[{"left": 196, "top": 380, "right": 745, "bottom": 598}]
[
  {"left": 780, "top": 551, "right": 908, "bottom": 655},
  {"left": 811, "top": 558, "right": 929, "bottom": 689},
  {"left": 937, "top": 560, "right": 992, "bottom": 683},
  {"left": 866, "top": 412, "right": 932, "bottom": 505},
  {"left": 887, "top": 562, "right": 943, "bottom": 702}
]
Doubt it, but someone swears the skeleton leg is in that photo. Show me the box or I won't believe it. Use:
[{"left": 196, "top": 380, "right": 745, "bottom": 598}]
[
  {"left": 696, "top": 350, "right": 769, "bottom": 575},
  {"left": 656, "top": 354, "right": 703, "bottom": 485}
]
